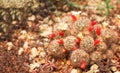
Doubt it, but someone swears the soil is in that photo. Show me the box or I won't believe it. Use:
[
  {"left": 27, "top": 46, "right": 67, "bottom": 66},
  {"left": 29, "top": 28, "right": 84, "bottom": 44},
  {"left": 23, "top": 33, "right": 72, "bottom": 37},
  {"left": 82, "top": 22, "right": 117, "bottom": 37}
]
[{"left": 0, "top": 0, "right": 120, "bottom": 73}]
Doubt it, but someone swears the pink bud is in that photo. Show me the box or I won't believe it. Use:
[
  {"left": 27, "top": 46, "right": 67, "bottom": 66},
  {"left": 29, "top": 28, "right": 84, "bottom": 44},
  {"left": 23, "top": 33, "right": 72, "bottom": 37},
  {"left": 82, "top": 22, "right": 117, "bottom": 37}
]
[
  {"left": 94, "top": 39, "right": 100, "bottom": 46},
  {"left": 88, "top": 26, "right": 94, "bottom": 32},
  {"left": 91, "top": 20, "right": 97, "bottom": 26},
  {"left": 58, "top": 39, "right": 64, "bottom": 45},
  {"left": 70, "top": 14, "right": 77, "bottom": 22},
  {"left": 76, "top": 37, "right": 81, "bottom": 44},
  {"left": 49, "top": 33, "right": 56, "bottom": 38},
  {"left": 59, "top": 30, "right": 64, "bottom": 36},
  {"left": 80, "top": 61, "right": 86, "bottom": 69},
  {"left": 96, "top": 26, "right": 101, "bottom": 35}
]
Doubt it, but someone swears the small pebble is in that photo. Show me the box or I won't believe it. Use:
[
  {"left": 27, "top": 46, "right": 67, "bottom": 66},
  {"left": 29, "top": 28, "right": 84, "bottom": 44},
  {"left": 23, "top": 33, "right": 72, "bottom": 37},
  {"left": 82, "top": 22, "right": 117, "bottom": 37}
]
[
  {"left": 30, "top": 62, "right": 40, "bottom": 72},
  {"left": 110, "top": 66, "right": 117, "bottom": 72},
  {"left": 43, "top": 38, "right": 50, "bottom": 47},
  {"left": 28, "top": 15, "right": 36, "bottom": 21},
  {"left": 48, "top": 20, "right": 53, "bottom": 25},
  {"left": 71, "top": 69, "right": 81, "bottom": 73},
  {"left": 43, "top": 16, "right": 50, "bottom": 23},
  {"left": 30, "top": 47, "right": 38, "bottom": 58},
  {"left": 18, "top": 47, "right": 24, "bottom": 55},
  {"left": 23, "top": 41, "right": 29, "bottom": 49},
  {"left": 7, "top": 42, "right": 13, "bottom": 50},
  {"left": 71, "top": 69, "right": 77, "bottom": 73},
  {"left": 39, "top": 52, "right": 46, "bottom": 58},
  {"left": 90, "top": 64, "right": 98, "bottom": 70},
  {"left": 53, "top": 17, "right": 61, "bottom": 22},
  {"left": 21, "top": 30, "right": 27, "bottom": 35},
  {"left": 39, "top": 24, "right": 52, "bottom": 37},
  {"left": 86, "top": 69, "right": 99, "bottom": 73}
]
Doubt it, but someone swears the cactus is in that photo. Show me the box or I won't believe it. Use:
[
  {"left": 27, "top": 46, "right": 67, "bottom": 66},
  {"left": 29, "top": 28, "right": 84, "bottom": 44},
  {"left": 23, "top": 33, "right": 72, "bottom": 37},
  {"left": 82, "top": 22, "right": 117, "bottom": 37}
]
[
  {"left": 74, "top": 16, "right": 90, "bottom": 31},
  {"left": 80, "top": 36, "right": 94, "bottom": 52},
  {"left": 105, "top": 50, "right": 114, "bottom": 59},
  {"left": 70, "top": 49, "right": 90, "bottom": 68},
  {"left": 64, "top": 36, "right": 76, "bottom": 51},
  {"left": 101, "top": 28, "right": 118, "bottom": 46},
  {"left": 90, "top": 51, "right": 102, "bottom": 62},
  {"left": 96, "top": 41, "right": 107, "bottom": 53},
  {"left": 47, "top": 39, "right": 66, "bottom": 58}
]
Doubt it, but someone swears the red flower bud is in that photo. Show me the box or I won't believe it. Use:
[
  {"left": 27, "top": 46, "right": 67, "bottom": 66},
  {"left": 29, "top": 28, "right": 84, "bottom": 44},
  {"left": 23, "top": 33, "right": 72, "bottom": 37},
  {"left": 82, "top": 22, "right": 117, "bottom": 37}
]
[
  {"left": 96, "top": 26, "right": 101, "bottom": 35},
  {"left": 88, "top": 26, "right": 94, "bottom": 32},
  {"left": 76, "top": 37, "right": 81, "bottom": 44},
  {"left": 59, "top": 30, "right": 64, "bottom": 36},
  {"left": 70, "top": 14, "right": 77, "bottom": 22},
  {"left": 58, "top": 39, "right": 64, "bottom": 45},
  {"left": 49, "top": 33, "right": 56, "bottom": 38},
  {"left": 80, "top": 61, "right": 86, "bottom": 69},
  {"left": 91, "top": 20, "right": 97, "bottom": 26},
  {"left": 94, "top": 39, "right": 100, "bottom": 46}
]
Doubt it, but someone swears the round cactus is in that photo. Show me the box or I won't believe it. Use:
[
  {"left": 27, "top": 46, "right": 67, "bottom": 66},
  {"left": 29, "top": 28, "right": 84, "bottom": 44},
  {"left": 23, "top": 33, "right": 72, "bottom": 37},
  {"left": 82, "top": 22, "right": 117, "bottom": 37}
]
[
  {"left": 74, "top": 16, "right": 90, "bottom": 31},
  {"left": 66, "top": 24, "right": 79, "bottom": 36},
  {"left": 64, "top": 36, "right": 76, "bottom": 51},
  {"left": 80, "top": 36, "right": 95, "bottom": 52},
  {"left": 61, "top": 15, "right": 73, "bottom": 23},
  {"left": 90, "top": 51, "right": 102, "bottom": 62},
  {"left": 47, "top": 39, "right": 66, "bottom": 58},
  {"left": 96, "top": 41, "right": 107, "bottom": 53},
  {"left": 101, "top": 28, "right": 118, "bottom": 45},
  {"left": 111, "top": 44, "right": 120, "bottom": 53},
  {"left": 70, "top": 49, "right": 90, "bottom": 68},
  {"left": 105, "top": 50, "right": 114, "bottom": 59}
]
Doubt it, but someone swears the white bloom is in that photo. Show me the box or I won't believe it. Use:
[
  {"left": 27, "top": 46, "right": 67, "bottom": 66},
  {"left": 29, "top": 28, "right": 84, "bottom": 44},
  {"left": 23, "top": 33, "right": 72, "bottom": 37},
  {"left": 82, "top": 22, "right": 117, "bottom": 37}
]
[{"left": 71, "top": 11, "right": 81, "bottom": 16}]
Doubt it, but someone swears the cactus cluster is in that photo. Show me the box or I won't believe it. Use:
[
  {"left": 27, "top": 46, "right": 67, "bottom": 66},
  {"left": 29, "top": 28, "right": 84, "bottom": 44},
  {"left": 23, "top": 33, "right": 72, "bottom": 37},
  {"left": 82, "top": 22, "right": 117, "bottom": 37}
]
[{"left": 46, "top": 12, "right": 119, "bottom": 69}]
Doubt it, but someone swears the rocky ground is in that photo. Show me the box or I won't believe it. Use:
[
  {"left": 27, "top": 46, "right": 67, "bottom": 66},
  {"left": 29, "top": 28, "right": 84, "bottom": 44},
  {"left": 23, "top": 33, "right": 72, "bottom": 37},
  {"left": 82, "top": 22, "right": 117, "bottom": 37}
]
[{"left": 0, "top": 0, "right": 120, "bottom": 73}]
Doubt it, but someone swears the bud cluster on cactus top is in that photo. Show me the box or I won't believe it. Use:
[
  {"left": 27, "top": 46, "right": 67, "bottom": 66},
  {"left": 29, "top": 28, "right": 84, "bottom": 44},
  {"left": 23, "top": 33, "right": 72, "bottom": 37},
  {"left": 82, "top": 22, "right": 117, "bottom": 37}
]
[{"left": 46, "top": 11, "right": 120, "bottom": 69}]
